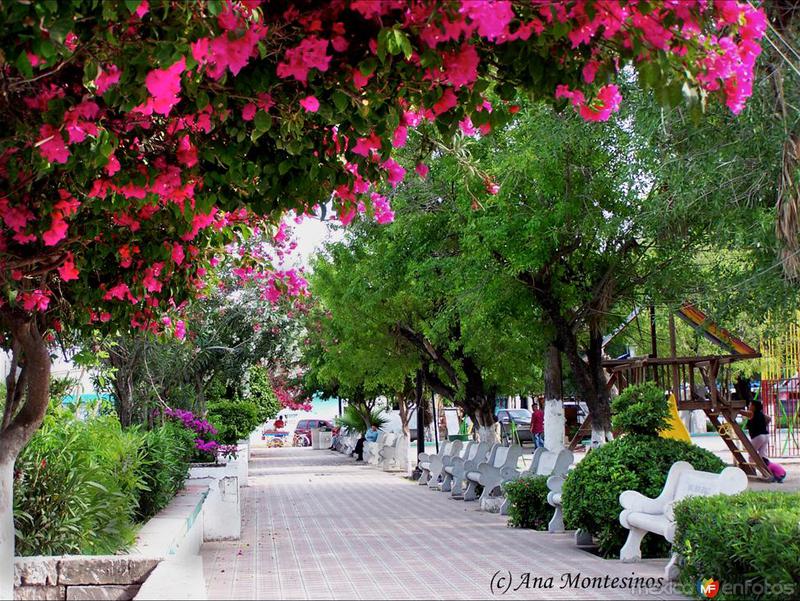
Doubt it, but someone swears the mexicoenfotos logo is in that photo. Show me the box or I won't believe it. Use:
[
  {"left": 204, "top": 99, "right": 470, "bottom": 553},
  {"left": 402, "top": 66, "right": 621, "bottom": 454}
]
[{"left": 698, "top": 578, "right": 720, "bottom": 598}]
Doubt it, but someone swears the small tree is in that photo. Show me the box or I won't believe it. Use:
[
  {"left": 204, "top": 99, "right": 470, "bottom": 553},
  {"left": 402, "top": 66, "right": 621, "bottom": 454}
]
[{"left": 611, "top": 383, "right": 671, "bottom": 436}]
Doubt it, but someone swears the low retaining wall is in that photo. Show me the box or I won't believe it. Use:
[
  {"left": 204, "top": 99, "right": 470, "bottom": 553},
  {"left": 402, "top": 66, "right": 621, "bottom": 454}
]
[
  {"left": 15, "top": 455, "right": 245, "bottom": 601},
  {"left": 14, "top": 556, "right": 158, "bottom": 601}
]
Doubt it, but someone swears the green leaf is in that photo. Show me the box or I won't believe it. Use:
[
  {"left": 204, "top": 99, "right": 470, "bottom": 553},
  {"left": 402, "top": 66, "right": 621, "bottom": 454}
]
[
  {"left": 83, "top": 61, "right": 99, "bottom": 83},
  {"left": 359, "top": 58, "right": 377, "bottom": 76},
  {"left": 254, "top": 110, "right": 272, "bottom": 132},
  {"left": 124, "top": 0, "right": 140, "bottom": 13},
  {"left": 207, "top": 0, "right": 224, "bottom": 16},
  {"left": 15, "top": 52, "right": 33, "bottom": 79},
  {"left": 332, "top": 91, "right": 349, "bottom": 112},
  {"left": 279, "top": 161, "right": 292, "bottom": 175}
]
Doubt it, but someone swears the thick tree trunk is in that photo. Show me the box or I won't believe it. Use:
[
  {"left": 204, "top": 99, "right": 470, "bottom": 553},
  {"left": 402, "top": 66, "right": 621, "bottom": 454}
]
[
  {"left": 0, "top": 459, "right": 13, "bottom": 600},
  {"left": 0, "top": 318, "right": 51, "bottom": 600},
  {"left": 543, "top": 344, "right": 565, "bottom": 451}
]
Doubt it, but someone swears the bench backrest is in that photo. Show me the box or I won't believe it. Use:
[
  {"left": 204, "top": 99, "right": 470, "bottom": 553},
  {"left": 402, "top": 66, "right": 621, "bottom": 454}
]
[
  {"left": 458, "top": 441, "right": 474, "bottom": 459},
  {"left": 493, "top": 446, "right": 509, "bottom": 467},
  {"left": 443, "top": 440, "right": 463, "bottom": 457},
  {"left": 468, "top": 442, "right": 489, "bottom": 463},
  {"left": 672, "top": 464, "right": 748, "bottom": 502},
  {"left": 531, "top": 448, "right": 573, "bottom": 477}
]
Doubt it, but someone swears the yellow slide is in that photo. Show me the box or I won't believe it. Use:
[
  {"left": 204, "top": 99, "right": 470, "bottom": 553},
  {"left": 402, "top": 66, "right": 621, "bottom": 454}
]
[{"left": 661, "top": 393, "right": 691, "bottom": 442}]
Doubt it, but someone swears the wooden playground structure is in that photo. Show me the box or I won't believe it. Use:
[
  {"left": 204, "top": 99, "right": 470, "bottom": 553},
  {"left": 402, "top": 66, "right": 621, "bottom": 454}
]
[{"left": 569, "top": 303, "right": 773, "bottom": 479}]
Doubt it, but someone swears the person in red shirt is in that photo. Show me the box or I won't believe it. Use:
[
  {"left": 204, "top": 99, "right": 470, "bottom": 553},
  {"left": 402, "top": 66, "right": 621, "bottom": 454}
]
[
  {"left": 274, "top": 415, "right": 285, "bottom": 430},
  {"left": 530, "top": 399, "right": 545, "bottom": 449}
]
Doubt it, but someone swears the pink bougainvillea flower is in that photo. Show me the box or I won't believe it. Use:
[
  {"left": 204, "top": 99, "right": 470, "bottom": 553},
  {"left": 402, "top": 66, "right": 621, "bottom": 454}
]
[
  {"left": 459, "top": 0, "right": 514, "bottom": 41},
  {"left": 105, "top": 153, "right": 121, "bottom": 176},
  {"left": 485, "top": 179, "right": 500, "bottom": 195},
  {"left": 242, "top": 103, "right": 257, "bottom": 121},
  {"left": 440, "top": 44, "right": 480, "bottom": 88},
  {"left": 176, "top": 135, "right": 198, "bottom": 167},
  {"left": 136, "top": 57, "right": 186, "bottom": 116},
  {"left": 579, "top": 84, "right": 622, "bottom": 121},
  {"left": 352, "top": 68, "right": 372, "bottom": 89},
  {"left": 351, "top": 132, "right": 382, "bottom": 156},
  {"left": 37, "top": 125, "right": 70, "bottom": 164},
  {"left": 20, "top": 290, "right": 50, "bottom": 312},
  {"left": 43, "top": 214, "right": 69, "bottom": 246},
  {"left": 415, "top": 163, "right": 429, "bottom": 178},
  {"left": 299, "top": 95, "right": 320, "bottom": 112},
  {"left": 65, "top": 32, "right": 78, "bottom": 52},
  {"left": 371, "top": 193, "right": 394, "bottom": 224},
  {"left": 432, "top": 88, "right": 458, "bottom": 115},
  {"left": 582, "top": 60, "right": 600, "bottom": 84},
  {"left": 134, "top": 0, "right": 149, "bottom": 18},
  {"left": 382, "top": 158, "right": 405, "bottom": 188},
  {"left": 58, "top": 253, "right": 79, "bottom": 281},
  {"left": 94, "top": 64, "right": 121, "bottom": 95},
  {"left": 277, "top": 37, "right": 330, "bottom": 84},
  {"left": 392, "top": 125, "right": 408, "bottom": 148},
  {"left": 172, "top": 242, "right": 185, "bottom": 265}
]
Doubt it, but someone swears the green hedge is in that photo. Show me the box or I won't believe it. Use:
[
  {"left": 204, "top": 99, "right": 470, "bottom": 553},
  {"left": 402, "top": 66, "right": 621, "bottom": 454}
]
[
  {"left": 561, "top": 434, "right": 725, "bottom": 558},
  {"left": 14, "top": 407, "right": 194, "bottom": 556},
  {"left": 673, "top": 491, "right": 800, "bottom": 601},
  {"left": 502, "top": 475, "right": 551, "bottom": 530},
  {"left": 207, "top": 400, "right": 261, "bottom": 445}
]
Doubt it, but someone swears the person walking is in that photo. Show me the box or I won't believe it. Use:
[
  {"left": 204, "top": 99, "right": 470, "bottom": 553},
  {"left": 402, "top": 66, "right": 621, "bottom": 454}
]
[{"left": 530, "top": 399, "right": 545, "bottom": 449}]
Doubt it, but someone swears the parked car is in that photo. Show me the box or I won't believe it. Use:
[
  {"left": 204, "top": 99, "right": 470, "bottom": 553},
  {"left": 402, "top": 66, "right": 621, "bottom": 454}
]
[
  {"left": 293, "top": 419, "right": 334, "bottom": 447},
  {"left": 496, "top": 408, "right": 533, "bottom": 443}
]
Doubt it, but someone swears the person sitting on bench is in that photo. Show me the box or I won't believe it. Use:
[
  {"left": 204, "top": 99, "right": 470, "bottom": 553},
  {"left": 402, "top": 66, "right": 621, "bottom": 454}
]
[{"left": 354, "top": 425, "right": 379, "bottom": 461}]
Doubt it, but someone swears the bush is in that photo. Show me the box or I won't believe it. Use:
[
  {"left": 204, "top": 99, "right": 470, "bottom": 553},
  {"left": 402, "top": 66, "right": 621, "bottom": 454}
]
[
  {"left": 673, "top": 491, "right": 800, "bottom": 601},
  {"left": 561, "top": 434, "right": 725, "bottom": 558},
  {"left": 136, "top": 421, "right": 195, "bottom": 520},
  {"left": 14, "top": 410, "right": 143, "bottom": 555},
  {"left": 246, "top": 366, "right": 280, "bottom": 424},
  {"left": 611, "top": 383, "right": 670, "bottom": 435},
  {"left": 14, "top": 399, "right": 196, "bottom": 555},
  {"left": 503, "top": 476, "right": 551, "bottom": 530},
  {"left": 207, "top": 400, "right": 261, "bottom": 444}
]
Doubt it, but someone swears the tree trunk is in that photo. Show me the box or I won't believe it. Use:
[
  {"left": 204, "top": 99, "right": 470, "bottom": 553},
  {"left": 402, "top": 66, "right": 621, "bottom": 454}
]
[
  {"left": 0, "top": 318, "right": 51, "bottom": 600},
  {"left": 543, "top": 344, "right": 565, "bottom": 451},
  {"left": 0, "top": 459, "right": 13, "bottom": 600}
]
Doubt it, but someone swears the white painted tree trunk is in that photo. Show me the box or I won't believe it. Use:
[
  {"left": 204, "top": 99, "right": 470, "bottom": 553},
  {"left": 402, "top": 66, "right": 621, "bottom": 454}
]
[
  {"left": 0, "top": 460, "right": 14, "bottom": 600},
  {"left": 544, "top": 398, "right": 565, "bottom": 451},
  {"left": 590, "top": 424, "right": 612, "bottom": 448},
  {"left": 477, "top": 423, "right": 500, "bottom": 444},
  {"left": 396, "top": 433, "right": 410, "bottom": 474}
]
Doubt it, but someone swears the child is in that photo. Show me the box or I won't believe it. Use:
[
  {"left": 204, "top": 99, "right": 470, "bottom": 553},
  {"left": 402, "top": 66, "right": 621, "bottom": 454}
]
[{"left": 765, "top": 458, "right": 787, "bottom": 483}]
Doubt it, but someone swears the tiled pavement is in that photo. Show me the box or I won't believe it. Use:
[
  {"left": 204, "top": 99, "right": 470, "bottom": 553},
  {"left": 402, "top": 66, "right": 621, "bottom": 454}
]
[{"left": 201, "top": 447, "right": 686, "bottom": 600}]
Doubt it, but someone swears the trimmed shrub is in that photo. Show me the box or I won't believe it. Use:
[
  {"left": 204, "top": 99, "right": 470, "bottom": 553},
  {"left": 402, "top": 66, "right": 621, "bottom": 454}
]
[
  {"left": 503, "top": 476, "right": 551, "bottom": 530},
  {"left": 207, "top": 400, "right": 261, "bottom": 444},
  {"left": 611, "top": 382, "right": 671, "bottom": 435},
  {"left": 673, "top": 491, "right": 800, "bottom": 601},
  {"left": 561, "top": 434, "right": 725, "bottom": 558}
]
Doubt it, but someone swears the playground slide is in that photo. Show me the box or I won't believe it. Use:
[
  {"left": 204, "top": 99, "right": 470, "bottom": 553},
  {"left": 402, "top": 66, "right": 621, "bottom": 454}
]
[
  {"left": 661, "top": 393, "right": 691, "bottom": 443},
  {"left": 676, "top": 303, "right": 758, "bottom": 356}
]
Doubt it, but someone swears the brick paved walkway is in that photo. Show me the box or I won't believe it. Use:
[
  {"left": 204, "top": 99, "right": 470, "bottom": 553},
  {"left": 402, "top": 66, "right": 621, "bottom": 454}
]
[{"left": 201, "top": 447, "right": 686, "bottom": 600}]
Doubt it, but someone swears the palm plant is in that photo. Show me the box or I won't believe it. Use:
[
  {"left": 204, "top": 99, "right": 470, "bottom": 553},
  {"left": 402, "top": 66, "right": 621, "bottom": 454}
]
[{"left": 336, "top": 403, "right": 388, "bottom": 435}]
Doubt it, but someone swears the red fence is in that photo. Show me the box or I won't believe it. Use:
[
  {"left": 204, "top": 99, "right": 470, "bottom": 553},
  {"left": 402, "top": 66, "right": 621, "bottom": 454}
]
[{"left": 759, "top": 378, "right": 800, "bottom": 457}]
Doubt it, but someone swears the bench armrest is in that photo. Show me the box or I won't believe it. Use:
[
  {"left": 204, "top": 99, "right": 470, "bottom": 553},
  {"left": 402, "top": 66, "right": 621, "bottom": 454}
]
[
  {"left": 418, "top": 452, "right": 431, "bottom": 463},
  {"left": 619, "top": 490, "right": 664, "bottom": 514},
  {"left": 463, "top": 458, "right": 481, "bottom": 473},
  {"left": 500, "top": 466, "right": 521, "bottom": 482},
  {"left": 546, "top": 474, "right": 565, "bottom": 493}
]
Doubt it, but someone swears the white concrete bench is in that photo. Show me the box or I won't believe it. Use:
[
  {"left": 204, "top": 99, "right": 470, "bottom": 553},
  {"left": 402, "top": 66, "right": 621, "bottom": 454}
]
[
  {"left": 439, "top": 441, "right": 474, "bottom": 493},
  {"left": 464, "top": 444, "right": 523, "bottom": 504},
  {"left": 418, "top": 444, "right": 447, "bottom": 485},
  {"left": 365, "top": 431, "right": 388, "bottom": 464},
  {"left": 619, "top": 461, "right": 748, "bottom": 580},
  {"left": 426, "top": 440, "right": 463, "bottom": 489},
  {"left": 379, "top": 432, "right": 406, "bottom": 471},
  {"left": 499, "top": 447, "right": 573, "bottom": 515},
  {"left": 443, "top": 442, "right": 490, "bottom": 497}
]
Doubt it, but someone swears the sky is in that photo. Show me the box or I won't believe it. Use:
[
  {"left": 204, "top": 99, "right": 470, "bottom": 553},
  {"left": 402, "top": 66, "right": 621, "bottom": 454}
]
[{"left": 288, "top": 213, "right": 345, "bottom": 269}]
